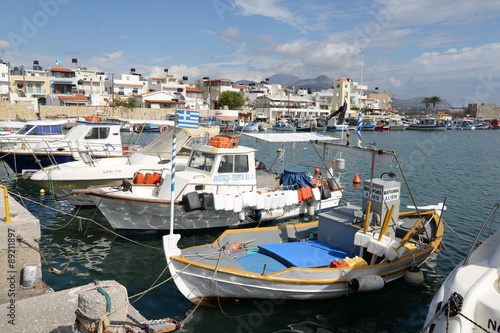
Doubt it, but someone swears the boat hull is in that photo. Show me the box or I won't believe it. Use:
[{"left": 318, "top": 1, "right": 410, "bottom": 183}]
[
  {"left": 423, "top": 213, "right": 500, "bottom": 333},
  {"left": 167, "top": 212, "right": 443, "bottom": 304},
  {"left": 406, "top": 125, "right": 447, "bottom": 131},
  {"left": 86, "top": 190, "right": 342, "bottom": 231}
]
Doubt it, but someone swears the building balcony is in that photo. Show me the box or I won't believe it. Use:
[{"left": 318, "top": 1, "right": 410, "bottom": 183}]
[{"left": 27, "top": 89, "right": 47, "bottom": 95}]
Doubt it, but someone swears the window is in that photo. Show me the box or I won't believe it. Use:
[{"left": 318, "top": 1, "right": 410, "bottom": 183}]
[
  {"left": 218, "top": 155, "right": 248, "bottom": 173},
  {"left": 189, "top": 151, "right": 215, "bottom": 172},
  {"left": 84, "top": 127, "right": 110, "bottom": 139}
]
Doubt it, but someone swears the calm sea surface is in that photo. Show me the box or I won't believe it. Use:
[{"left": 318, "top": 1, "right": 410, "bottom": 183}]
[{"left": 2, "top": 129, "right": 499, "bottom": 333}]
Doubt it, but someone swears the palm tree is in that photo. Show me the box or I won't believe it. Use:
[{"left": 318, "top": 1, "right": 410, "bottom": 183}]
[
  {"left": 421, "top": 97, "right": 432, "bottom": 114},
  {"left": 429, "top": 96, "right": 442, "bottom": 114}
]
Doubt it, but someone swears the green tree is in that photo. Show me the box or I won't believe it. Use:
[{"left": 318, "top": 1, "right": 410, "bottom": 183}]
[
  {"left": 109, "top": 97, "right": 137, "bottom": 112},
  {"left": 218, "top": 91, "right": 245, "bottom": 110},
  {"left": 421, "top": 97, "right": 432, "bottom": 114},
  {"left": 429, "top": 96, "right": 442, "bottom": 114}
]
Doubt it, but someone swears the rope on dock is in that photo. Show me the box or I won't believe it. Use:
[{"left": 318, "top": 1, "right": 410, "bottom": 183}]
[{"left": 8, "top": 190, "right": 164, "bottom": 251}]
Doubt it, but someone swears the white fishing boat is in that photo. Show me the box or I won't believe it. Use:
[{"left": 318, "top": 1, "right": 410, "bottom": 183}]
[
  {"left": 28, "top": 126, "right": 214, "bottom": 205},
  {"left": 1, "top": 120, "right": 140, "bottom": 175},
  {"left": 73, "top": 132, "right": 345, "bottom": 231},
  {"left": 0, "top": 120, "right": 26, "bottom": 135},
  {"left": 0, "top": 119, "right": 70, "bottom": 150},
  {"left": 163, "top": 142, "right": 445, "bottom": 304},
  {"left": 388, "top": 118, "right": 409, "bottom": 131},
  {"left": 422, "top": 201, "right": 500, "bottom": 333},
  {"left": 407, "top": 118, "right": 447, "bottom": 131}
]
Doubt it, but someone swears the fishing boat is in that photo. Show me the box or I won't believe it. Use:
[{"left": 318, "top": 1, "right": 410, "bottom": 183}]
[
  {"left": 0, "top": 120, "right": 26, "bottom": 135},
  {"left": 388, "top": 119, "right": 409, "bottom": 131},
  {"left": 73, "top": 132, "right": 345, "bottom": 232},
  {"left": 360, "top": 121, "right": 376, "bottom": 131},
  {"left": 163, "top": 142, "right": 445, "bottom": 304},
  {"left": 28, "top": 126, "right": 213, "bottom": 205},
  {"left": 407, "top": 118, "right": 447, "bottom": 131},
  {"left": 473, "top": 119, "right": 491, "bottom": 130},
  {"left": 1, "top": 120, "right": 140, "bottom": 175},
  {"left": 450, "top": 119, "right": 476, "bottom": 130},
  {"left": 128, "top": 119, "right": 175, "bottom": 134},
  {"left": 0, "top": 119, "right": 70, "bottom": 150},
  {"left": 422, "top": 201, "right": 500, "bottom": 333},
  {"left": 272, "top": 120, "right": 294, "bottom": 132},
  {"left": 491, "top": 119, "right": 500, "bottom": 130}
]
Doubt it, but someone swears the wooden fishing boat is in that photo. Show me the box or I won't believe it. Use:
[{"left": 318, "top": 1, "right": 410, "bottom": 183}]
[{"left": 163, "top": 143, "right": 445, "bottom": 304}]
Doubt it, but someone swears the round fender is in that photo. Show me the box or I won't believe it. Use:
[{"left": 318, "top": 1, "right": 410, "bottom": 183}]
[{"left": 348, "top": 275, "right": 385, "bottom": 292}]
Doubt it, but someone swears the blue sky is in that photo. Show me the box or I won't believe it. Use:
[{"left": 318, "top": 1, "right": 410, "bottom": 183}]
[{"left": 1, "top": 0, "right": 500, "bottom": 107}]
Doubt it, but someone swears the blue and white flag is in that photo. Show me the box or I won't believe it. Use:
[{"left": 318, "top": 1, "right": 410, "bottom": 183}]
[
  {"left": 356, "top": 109, "right": 363, "bottom": 146},
  {"left": 176, "top": 109, "right": 199, "bottom": 129}
]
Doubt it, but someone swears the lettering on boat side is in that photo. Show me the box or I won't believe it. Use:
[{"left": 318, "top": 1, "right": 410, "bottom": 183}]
[
  {"left": 102, "top": 169, "right": 123, "bottom": 174},
  {"left": 488, "top": 318, "right": 500, "bottom": 332},
  {"left": 363, "top": 186, "right": 399, "bottom": 202},
  {"left": 213, "top": 173, "right": 254, "bottom": 182}
]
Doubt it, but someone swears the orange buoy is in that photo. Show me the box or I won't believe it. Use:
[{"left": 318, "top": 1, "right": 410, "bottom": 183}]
[
  {"left": 229, "top": 242, "right": 241, "bottom": 252},
  {"left": 353, "top": 173, "right": 361, "bottom": 184}
]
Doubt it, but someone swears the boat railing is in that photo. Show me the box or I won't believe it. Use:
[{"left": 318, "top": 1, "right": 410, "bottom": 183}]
[{"left": 464, "top": 201, "right": 500, "bottom": 265}]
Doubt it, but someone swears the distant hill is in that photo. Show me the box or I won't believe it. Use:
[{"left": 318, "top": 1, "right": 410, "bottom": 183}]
[
  {"left": 393, "top": 97, "right": 453, "bottom": 113},
  {"left": 268, "top": 74, "right": 302, "bottom": 86}
]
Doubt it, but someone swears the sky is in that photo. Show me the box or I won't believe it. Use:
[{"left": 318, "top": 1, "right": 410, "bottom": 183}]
[{"left": 1, "top": 0, "right": 500, "bottom": 107}]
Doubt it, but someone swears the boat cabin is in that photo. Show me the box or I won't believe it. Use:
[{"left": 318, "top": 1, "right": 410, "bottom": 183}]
[{"left": 33, "top": 120, "right": 125, "bottom": 155}]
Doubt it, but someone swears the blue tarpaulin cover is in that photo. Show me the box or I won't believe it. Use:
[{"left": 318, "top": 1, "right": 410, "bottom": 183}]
[
  {"left": 236, "top": 252, "right": 288, "bottom": 274},
  {"left": 280, "top": 166, "right": 314, "bottom": 190},
  {"left": 258, "top": 240, "right": 349, "bottom": 268}
]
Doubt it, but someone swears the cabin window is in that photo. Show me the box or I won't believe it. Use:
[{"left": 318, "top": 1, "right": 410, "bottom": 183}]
[
  {"left": 85, "top": 127, "right": 110, "bottom": 139},
  {"left": 189, "top": 151, "right": 215, "bottom": 172},
  {"left": 218, "top": 155, "right": 248, "bottom": 173}
]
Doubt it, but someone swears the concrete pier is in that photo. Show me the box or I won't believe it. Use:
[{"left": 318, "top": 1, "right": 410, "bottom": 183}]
[
  {"left": 0, "top": 190, "right": 179, "bottom": 332},
  {"left": 0, "top": 188, "right": 48, "bottom": 306}
]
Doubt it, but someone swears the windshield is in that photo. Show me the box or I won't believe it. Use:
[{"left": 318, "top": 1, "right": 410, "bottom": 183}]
[{"left": 189, "top": 151, "right": 215, "bottom": 172}]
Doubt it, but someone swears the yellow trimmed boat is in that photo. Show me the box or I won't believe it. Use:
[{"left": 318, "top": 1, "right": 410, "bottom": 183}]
[{"left": 163, "top": 143, "right": 445, "bottom": 304}]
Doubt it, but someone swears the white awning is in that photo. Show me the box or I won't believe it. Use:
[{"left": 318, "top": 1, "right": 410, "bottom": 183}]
[{"left": 242, "top": 132, "right": 340, "bottom": 143}]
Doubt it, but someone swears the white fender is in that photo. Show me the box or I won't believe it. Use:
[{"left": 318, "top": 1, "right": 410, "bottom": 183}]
[{"left": 348, "top": 275, "right": 385, "bottom": 292}]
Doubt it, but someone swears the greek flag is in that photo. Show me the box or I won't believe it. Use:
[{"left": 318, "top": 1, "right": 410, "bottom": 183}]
[
  {"left": 356, "top": 109, "right": 363, "bottom": 146},
  {"left": 176, "top": 109, "right": 199, "bottom": 129}
]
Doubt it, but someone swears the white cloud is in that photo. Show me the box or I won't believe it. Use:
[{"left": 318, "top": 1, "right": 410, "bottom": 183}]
[
  {"left": 217, "top": 27, "right": 242, "bottom": 44},
  {"left": 0, "top": 40, "right": 12, "bottom": 54},
  {"left": 233, "top": 0, "right": 319, "bottom": 32}
]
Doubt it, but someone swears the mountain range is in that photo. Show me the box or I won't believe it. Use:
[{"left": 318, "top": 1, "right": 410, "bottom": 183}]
[{"left": 235, "top": 74, "right": 453, "bottom": 111}]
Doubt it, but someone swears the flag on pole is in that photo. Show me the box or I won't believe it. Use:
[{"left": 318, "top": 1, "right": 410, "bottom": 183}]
[
  {"left": 356, "top": 109, "right": 363, "bottom": 146},
  {"left": 176, "top": 109, "right": 199, "bottom": 129}
]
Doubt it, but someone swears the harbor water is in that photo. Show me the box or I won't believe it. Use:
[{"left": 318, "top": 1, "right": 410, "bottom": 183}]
[{"left": 2, "top": 129, "right": 499, "bottom": 332}]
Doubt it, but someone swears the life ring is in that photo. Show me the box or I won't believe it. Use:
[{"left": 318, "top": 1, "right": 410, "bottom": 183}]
[
  {"left": 133, "top": 124, "right": 144, "bottom": 134},
  {"left": 159, "top": 125, "right": 168, "bottom": 134},
  {"left": 4, "top": 127, "right": 13, "bottom": 133}
]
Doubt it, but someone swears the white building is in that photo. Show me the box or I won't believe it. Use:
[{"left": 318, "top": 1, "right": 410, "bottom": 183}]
[
  {"left": 254, "top": 92, "right": 329, "bottom": 122},
  {"left": 0, "top": 61, "right": 9, "bottom": 101},
  {"left": 105, "top": 70, "right": 149, "bottom": 98},
  {"left": 133, "top": 91, "right": 184, "bottom": 109}
]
